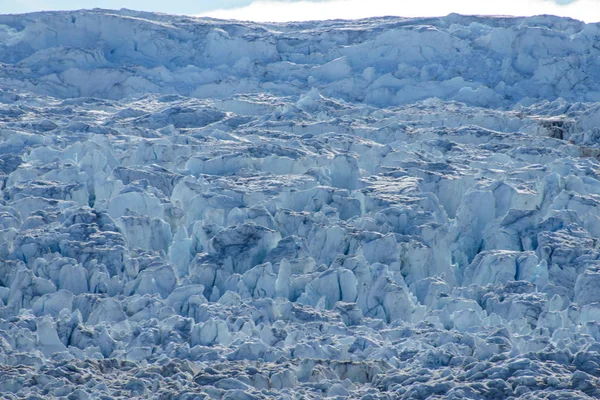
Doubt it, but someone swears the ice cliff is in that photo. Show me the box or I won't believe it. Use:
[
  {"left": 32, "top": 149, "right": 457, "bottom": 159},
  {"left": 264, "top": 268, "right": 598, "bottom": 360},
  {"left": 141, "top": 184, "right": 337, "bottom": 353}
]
[{"left": 1, "top": 8, "right": 600, "bottom": 399}]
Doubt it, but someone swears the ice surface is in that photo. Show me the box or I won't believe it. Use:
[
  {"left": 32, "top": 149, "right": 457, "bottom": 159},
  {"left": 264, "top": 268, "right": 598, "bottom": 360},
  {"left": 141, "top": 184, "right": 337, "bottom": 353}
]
[{"left": 2, "top": 8, "right": 600, "bottom": 400}]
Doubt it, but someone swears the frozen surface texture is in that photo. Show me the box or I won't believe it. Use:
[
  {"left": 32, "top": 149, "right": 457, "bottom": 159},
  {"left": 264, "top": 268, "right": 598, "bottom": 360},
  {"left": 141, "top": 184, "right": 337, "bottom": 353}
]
[{"left": 2, "top": 8, "right": 600, "bottom": 399}]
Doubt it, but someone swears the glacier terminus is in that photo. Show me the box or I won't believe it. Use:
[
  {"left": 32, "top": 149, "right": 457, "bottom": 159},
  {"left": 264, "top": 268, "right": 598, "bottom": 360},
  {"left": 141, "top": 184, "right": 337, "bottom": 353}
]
[{"left": 1, "top": 8, "right": 600, "bottom": 399}]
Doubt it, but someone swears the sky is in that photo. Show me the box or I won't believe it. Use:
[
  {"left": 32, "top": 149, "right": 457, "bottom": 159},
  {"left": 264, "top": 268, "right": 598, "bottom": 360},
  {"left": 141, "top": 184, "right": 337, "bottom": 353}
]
[{"left": 2, "top": 0, "right": 600, "bottom": 23}]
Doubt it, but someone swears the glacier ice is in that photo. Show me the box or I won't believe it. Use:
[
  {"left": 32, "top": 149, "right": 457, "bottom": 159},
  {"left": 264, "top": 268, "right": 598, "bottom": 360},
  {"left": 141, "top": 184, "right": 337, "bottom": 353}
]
[{"left": 2, "top": 7, "right": 600, "bottom": 400}]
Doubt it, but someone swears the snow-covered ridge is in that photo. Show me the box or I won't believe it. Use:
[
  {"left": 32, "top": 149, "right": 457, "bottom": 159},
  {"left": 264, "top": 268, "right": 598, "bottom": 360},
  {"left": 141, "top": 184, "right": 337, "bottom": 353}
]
[
  {"left": 1, "top": 9, "right": 600, "bottom": 105},
  {"left": 2, "top": 9, "right": 600, "bottom": 400}
]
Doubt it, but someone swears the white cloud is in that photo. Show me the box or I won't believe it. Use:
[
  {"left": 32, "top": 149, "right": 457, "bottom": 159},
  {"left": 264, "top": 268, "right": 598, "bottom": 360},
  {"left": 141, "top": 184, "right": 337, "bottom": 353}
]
[{"left": 200, "top": 0, "right": 600, "bottom": 23}]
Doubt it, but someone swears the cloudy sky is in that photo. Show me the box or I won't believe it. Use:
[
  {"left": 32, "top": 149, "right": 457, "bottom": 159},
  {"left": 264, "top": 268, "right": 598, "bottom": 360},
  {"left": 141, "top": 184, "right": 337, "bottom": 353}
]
[{"left": 2, "top": 0, "right": 599, "bottom": 23}]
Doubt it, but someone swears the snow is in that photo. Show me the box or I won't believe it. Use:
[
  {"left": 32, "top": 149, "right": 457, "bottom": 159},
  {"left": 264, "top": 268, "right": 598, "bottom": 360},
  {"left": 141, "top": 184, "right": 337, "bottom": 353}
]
[{"left": 2, "top": 7, "right": 600, "bottom": 400}]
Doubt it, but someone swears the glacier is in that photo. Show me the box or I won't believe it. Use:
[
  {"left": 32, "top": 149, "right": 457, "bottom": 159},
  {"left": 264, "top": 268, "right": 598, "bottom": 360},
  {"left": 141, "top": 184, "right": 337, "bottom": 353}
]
[{"left": 1, "top": 7, "right": 600, "bottom": 399}]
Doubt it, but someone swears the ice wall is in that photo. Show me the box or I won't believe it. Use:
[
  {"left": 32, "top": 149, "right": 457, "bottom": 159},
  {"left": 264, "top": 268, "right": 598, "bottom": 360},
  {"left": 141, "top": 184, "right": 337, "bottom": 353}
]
[{"left": 1, "top": 9, "right": 600, "bottom": 400}]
